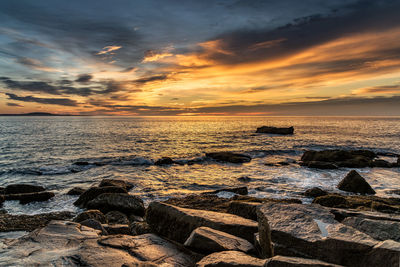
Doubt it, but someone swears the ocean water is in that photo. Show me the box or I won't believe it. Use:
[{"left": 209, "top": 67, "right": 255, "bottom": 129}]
[{"left": 0, "top": 116, "right": 399, "bottom": 215}]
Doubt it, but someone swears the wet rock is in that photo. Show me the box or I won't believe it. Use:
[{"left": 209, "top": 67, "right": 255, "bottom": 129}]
[
  {"left": 66, "top": 187, "right": 86, "bottom": 196},
  {"left": 4, "top": 184, "right": 45, "bottom": 194},
  {"left": 237, "top": 176, "right": 252, "bottom": 182},
  {"left": 130, "top": 221, "right": 151, "bottom": 235},
  {"left": 256, "top": 126, "right": 294, "bottom": 135},
  {"left": 264, "top": 255, "right": 342, "bottom": 266},
  {"left": 258, "top": 202, "right": 400, "bottom": 266},
  {"left": 99, "top": 178, "right": 134, "bottom": 191},
  {"left": 154, "top": 157, "right": 174, "bottom": 165},
  {"left": 73, "top": 210, "right": 107, "bottom": 224},
  {"left": 206, "top": 186, "right": 248, "bottom": 196},
  {"left": 74, "top": 186, "right": 128, "bottom": 208},
  {"left": 313, "top": 195, "right": 349, "bottom": 208},
  {"left": 5, "top": 191, "right": 55, "bottom": 204},
  {"left": 341, "top": 216, "right": 400, "bottom": 242},
  {"left": 0, "top": 221, "right": 198, "bottom": 266},
  {"left": 206, "top": 152, "right": 251, "bottom": 163},
  {"left": 184, "top": 226, "right": 255, "bottom": 254},
  {"left": 337, "top": 170, "right": 376, "bottom": 195},
  {"left": 87, "top": 193, "right": 145, "bottom": 216},
  {"left": 371, "top": 159, "right": 393, "bottom": 168},
  {"left": 0, "top": 211, "right": 74, "bottom": 232},
  {"left": 257, "top": 207, "right": 274, "bottom": 258},
  {"left": 228, "top": 201, "right": 261, "bottom": 221},
  {"left": 301, "top": 150, "right": 376, "bottom": 168},
  {"left": 105, "top": 210, "right": 129, "bottom": 225},
  {"left": 103, "top": 224, "right": 130, "bottom": 235},
  {"left": 196, "top": 250, "right": 266, "bottom": 267},
  {"left": 80, "top": 219, "right": 108, "bottom": 235},
  {"left": 304, "top": 187, "right": 328, "bottom": 198},
  {"left": 306, "top": 161, "right": 338, "bottom": 169},
  {"left": 129, "top": 214, "right": 144, "bottom": 223},
  {"left": 146, "top": 202, "right": 258, "bottom": 243}
]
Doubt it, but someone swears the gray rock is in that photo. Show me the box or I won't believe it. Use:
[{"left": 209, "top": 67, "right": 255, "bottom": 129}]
[
  {"left": 87, "top": 193, "right": 145, "bottom": 216},
  {"left": 256, "top": 126, "right": 294, "bottom": 135},
  {"left": 105, "top": 210, "right": 130, "bottom": 225},
  {"left": 4, "top": 184, "right": 45, "bottom": 194},
  {"left": 0, "top": 221, "right": 198, "bottom": 266},
  {"left": 5, "top": 191, "right": 55, "bottom": 204},
  {"left": 73, "top": 210, "right": 107, "bottom": 224},
  {"left": 257, "top": 202, "right": 400, "bottom": 266},
  {"left": 206, "top": 152, "right": 251, "bottom": 163},
  {"left": 80, "top": 219, "right": 108, "bottom": 235},
  {"left": 74, "top": 186, "right": 128, "bottom": 208},
  {"left": 146, "top": 202, "right": 258, "bottom": 243},
  {"left": 184, "top": 226, "right": 255, "bottom": 254},
  {"left": 196, "top": 250, "right": 266, "bottom": 267},
  {"left": 99, "top": 179, "right": 135, "bottom": 190},
  {"left": 264, "top": 255, "right": 342, "bottom": 266},
  {"left": 103, "top": 224, "right": 131, "bottom": 235},
  {"left": 337, "top": 170, "right": 376, "bottom": 195}
]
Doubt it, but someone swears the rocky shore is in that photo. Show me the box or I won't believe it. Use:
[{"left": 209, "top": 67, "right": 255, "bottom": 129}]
[{"left": 1, "top": 149, "right": 400, "bottom": 266}]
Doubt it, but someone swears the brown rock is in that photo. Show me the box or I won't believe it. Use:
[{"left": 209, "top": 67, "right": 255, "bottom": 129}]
[
  {"left": 73, "top": 210, "right": 107, "bottom": 224},
  {"left": 102, "top": 224, "right": 130, "bottom": 235},
  {"left": 74, "top": 186, "right": 128, "bottom": 208},
  {"left": 130, "top": 221, "right": 151, "bottom": 235},
  {"left": 105, "top": 210, "right": 129, "bottom": 225},
  {"left": 99, "top": 179, "right": 134, "bottom": 190},
  {"left": 86, "top": 193, "right": 145, "bottom": 216},
  {"left": 206, "top": 152, "right": 251, "bottom": 163},
  {"left": 5, "top": 191, "right": 55, "bottom": 204},
  {"left": 196, "top": 250, "right": 266, "bottom": 267},
  {"left": 337, "top": 170, "right": 376, "bottom": 195}
]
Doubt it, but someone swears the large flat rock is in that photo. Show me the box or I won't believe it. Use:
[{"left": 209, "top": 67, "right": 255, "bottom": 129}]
[
  {"left": 257, "top": 202, "right": 400, "bottom": 266},
  {"left": 146, "top": 202, "right": 258, "bottom": 243},
  {"left": 196, "top": 250, "right": 266, "bottom": 267},
  {"left": 0, "top": 220, "right": 197, "bottom": 266}
]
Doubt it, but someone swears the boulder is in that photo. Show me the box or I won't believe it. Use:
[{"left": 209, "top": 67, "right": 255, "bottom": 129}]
[
  {"left": 264, "top": 255, "right": 342, "bottom": 266},
  {"left": 99, "top": 179, "right": 134, "bottom": 191},
  {"left": 256, "top": 126, "right": 294, "bottom": 135},
  {"left": 5, "top": 191, "right": 55, "bottom": 204},
  {"left": 130, "top": 221, "right": 152, "bottom": 235},
  {"left": 304, "top": 187, "right": 328, "bottom": 198},
  {"left": 206, "top": 152, "right": 251, "bottom": 163},
  {"left": 146, "top": 202, "right": 258, "bottom": 243},
  {"left": 74, "top": 186, "right": 128, "bottom": 208},
  {"left": 73, "top": 210, "right": 107, "bottom": 224},
  {"left": 196, "top": 250, "right": 266, "bottom": 267},
  {"left": 4, "top": 184, "right": 45, "bottom": 194},
  {"left": 300, "top": 150, "right": 376, "bottom": 168},
  {"left": 184, "top": 226, "right": 255, "bottom": 254},
  {"left": 66, "top": 187, "right": 86, "bottom": 196},
  {"left": 337, "top": 170, "right": 376, "bottom": 195},
  {"left": 87, "top": 193, "right": 145, "bottom": 216},
  {"left": 80, "top": 219, "right": 108, "bottom": 235},
  {"left": 105, "top": 210, "right": 129, "bottom": 225},
  {"left": 207, "top": 186, "right": 248, "bottom": 196},
  {"left": 0, "top": 221, "right": 198, "bottom": 266},
  {"left": 257, "top": 202, "right": 400, "bottom": 266},
  {"left": 228, "top": 201, "right": 261, "bottom": 221},
  {"left": 102, "top": 224, "right": 130, "bottom": 235},
  {"left": 313, "top": 195, "right": 349, "bottom": 208},
  {"left": 0, "top": 211, "right": 74, "bottom": 232},
  {"left": 154, "top": 157, "right": 174, "bottom": 165}
]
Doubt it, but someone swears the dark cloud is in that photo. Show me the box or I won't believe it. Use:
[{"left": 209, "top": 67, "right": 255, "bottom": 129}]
[
  {"left": 75, "top": 74, "right": 93, "bottom": 83},
  {"left": 0, "top": 77, "right": 61, "bottom": 95},
  {"left": 134, "top": 74, "right": 168, "bottom": 84},
  {"left": 6, "top": 102, "right": 23, "bottom": 107},
  {"left": 5, "top": 93, "right": 79, "bottom": 106}
]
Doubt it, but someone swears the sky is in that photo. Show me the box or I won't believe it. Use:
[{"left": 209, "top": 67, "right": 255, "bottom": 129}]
[{"left": 0, "top": 0, "right": 400, "bottom": 116}]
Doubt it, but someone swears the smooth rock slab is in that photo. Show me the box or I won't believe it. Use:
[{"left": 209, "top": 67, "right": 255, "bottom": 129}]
[
  {"left": 146, "top": 202, "right": 258, "bottom": 243},
  {"left": 184, "top": 226, "right": 255, "bottom": 254},
  {"left": 196, "top": 250, "right": 266, "bottom": 267},
  {"left": 264, "top": 255, "right": 342, "bottom": 266},
  {"left": 257, "top": 202, "right": 400, "bottom": 266}
]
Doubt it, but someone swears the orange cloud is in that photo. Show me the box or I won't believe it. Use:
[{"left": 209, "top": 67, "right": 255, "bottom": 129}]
[{"left": 96, "top": 45, "right": 122, "bottom": 55}]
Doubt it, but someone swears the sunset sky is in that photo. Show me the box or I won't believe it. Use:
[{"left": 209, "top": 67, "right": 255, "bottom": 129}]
[{"left": 0, "top": 0, "right": 400, "bottom": 115}]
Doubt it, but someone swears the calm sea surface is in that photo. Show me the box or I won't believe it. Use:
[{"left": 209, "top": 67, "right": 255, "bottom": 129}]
[{"left": 0, "top": 116, "right": 399, "bottom": 214}]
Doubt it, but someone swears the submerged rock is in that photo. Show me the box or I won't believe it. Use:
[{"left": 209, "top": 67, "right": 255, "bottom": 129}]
[
  {"left": 184, "top": 226, "right": 255, "bottom": 254},
  {"left": 206, "top": 152, "right": 251, "bottom": 163},
  {"left": 130, "top": 221, "right": 152, "bottom": 235},
  {"left": 154, "top": 157, "right": 174, "bottom": 165},
  {"left": 73, "top": 210, "right": 107, "bottom": 224},
  {"left": 5, "top": 191, "right": 55, "bottom": 204},
  {"left": 196, "top": 250, "right": 266, "bottom": 267},
  {"left": 4, "top": 184, "right": 45, "bottom": 194},
  {"left": 337, "top": 170, "right": 376, "bottom": 195},
  {"left": 146, "top": 202, "right": 258, "bottom": 243},
  {"left": 74, "top": 186, "right": 128, "bottom": 208},
  {"left": 300, "top": 149, "right": 376, "bottom": 168},
  {"left": 87, "top": 193, "right": 145, "bottom": 216},
  {"left": 99, "top": 179, "right": 134, "bottom": 191},
  {"left": 256, "top": 126, "right": 294, "bottom": 135}
]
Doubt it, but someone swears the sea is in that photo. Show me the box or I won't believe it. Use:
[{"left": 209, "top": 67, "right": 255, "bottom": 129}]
[{"left": 0, "top": 116, "right": 399, "bottom": 215}]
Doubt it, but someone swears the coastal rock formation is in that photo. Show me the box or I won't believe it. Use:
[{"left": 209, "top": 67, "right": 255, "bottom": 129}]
[
  {"left": 73, "top": 210, "right": 107, "bottom": 224},
  {"left": 264, "top": 255, "right": 342, "bottom": 266},
  {"left": 99, "top": 179, "right": 134, "bottom": 191},
  {"left": 66, "top": 187, "right": 86, "bottom": 196},
  {"left": 105, "top": 210, "right": 129, "bottom": 225},
  {"left": 196, "top": 250, "right": 266, "bottom": 267},
  {"left": 80, "top": 219, "right": 108, "bottom": 235},
  {"left": 256, "top": 126, "right": 294, "bottom": 135},
  {"left": 0, "top": 221, "right": 198, "bottom": 266},
  {"left": 146, "top": 202, "right": 258, "bottom": 243},
  {"left": 184, "top": 226, "right": 255, "bottom": 254},
  {"left": 4, "top": 184, "right": 45, "bottom": 194},
  {"left": 337, "top": 170, "right": 376, "bottom": 194},
  {"left": 5, "top": 191, "right": 55, "bottom": 204},
  {"left": 300, "top": 149, "right": 377, "bottom": 168},
  {"left": 257, "top": 202, "right": 400, "bottom": 266},
  {"left": 74, "top": 186, "right": 127, "bottom": 208},
  {"left": 206, "top": 152, "right": 251, "bottom": 163},
  {"left": 86, "top": 193, "right": 145, "bottom": 216}
]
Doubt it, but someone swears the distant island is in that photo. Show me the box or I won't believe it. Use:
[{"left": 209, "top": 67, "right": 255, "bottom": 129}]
[{"left": 0, "top": 112, "right": 77, "bottom": 116}]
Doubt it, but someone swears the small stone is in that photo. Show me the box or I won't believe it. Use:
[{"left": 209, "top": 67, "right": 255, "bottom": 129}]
[
  {"left": 87, "top": 193, "right": 145, "bottom": 216},
  {"left": 206, "top": 152, "right": 251, "bottom": 164}
]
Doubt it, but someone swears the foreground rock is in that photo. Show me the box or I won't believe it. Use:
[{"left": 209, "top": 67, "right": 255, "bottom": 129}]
[
  {"left": 196, "top": 250, "right": 266, "bottom": 267},
  {"left": 74, "top": 186, "right": 127, "bottom": 208},
  {"left": 337, "top": 170, "right": 376, "bottom": 195},
  {"left": 87, "top": 193, "right": 145, "bottom": 216},
  {"left": 0, "top": 221, "right": 198, "bottom": 266},
  {"left": 105, "top": 210, "right": 129, "bottom": 225},
  {"left": 206, "top": 152, "right": 251, "bottom": 163},
  {"left": 73, "top": 210, "right": 107, "bottom": 224},
  {"left": 256, "top": 126, "right": 294, "bottom": 135},
  {"left": 264, "top": 255, "right": 342, "bottom": 266},
  {"left": 4, "top": 191, "right": 55, "bottom": 204},
  {"left": 257, "top": 202, "right": 400, "bottom": 266},
  {"left": 300, "top": 149, "right": 377, "bottom": 168},
  {"left": 184, "top": 226, "right": 255, "bottom": 254},
  {"left": 146, "top": 202, "right": 258, "bottom": 243},
  {"left": 0, "top": 211, "right": 74, "bottom": 232}
]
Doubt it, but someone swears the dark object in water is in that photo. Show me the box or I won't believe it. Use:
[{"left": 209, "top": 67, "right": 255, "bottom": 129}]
[
  {"left": 256, "top": 126, "right": 294, "bottom": 135},
  {"left": 206, "top": 152, "right": 251, "bottom": 163}
]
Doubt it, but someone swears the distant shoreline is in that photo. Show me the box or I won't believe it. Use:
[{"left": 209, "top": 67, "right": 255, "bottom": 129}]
[{"left": 0, "top": 112, "right": 81, "bottom": 116}]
